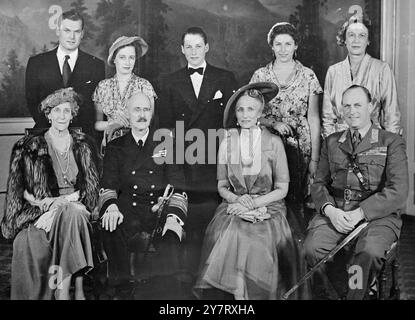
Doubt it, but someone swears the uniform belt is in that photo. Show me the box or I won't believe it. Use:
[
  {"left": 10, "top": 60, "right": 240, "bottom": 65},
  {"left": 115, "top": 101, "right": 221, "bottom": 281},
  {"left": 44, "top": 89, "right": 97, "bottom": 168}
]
[{"left": 329, "top": 187, "right": 373, "bottom": 202}]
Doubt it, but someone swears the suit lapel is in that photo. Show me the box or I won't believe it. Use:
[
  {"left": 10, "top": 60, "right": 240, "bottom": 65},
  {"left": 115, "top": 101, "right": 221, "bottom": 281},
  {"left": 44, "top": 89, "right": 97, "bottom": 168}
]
[
  {"left": 49, "top": 48, "right": 64, "bottom": 85},
  {"left": 355, "top": 125, "right": 376, "bottom": 155},
  {"left": 176, "top": 67, "right": 198, "bottom": 109},
  {"left": 188, "top": 64, "right": 217, "bottom": 127},
  {"left": 68, "top": 50, "right": 86, "bottom": 87}
]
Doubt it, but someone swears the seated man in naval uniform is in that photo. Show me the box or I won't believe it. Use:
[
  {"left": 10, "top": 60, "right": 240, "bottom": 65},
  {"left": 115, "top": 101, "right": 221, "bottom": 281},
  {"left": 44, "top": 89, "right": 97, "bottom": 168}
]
[{"left": 98, "top": 91, "right": 186, "bottom": 298}]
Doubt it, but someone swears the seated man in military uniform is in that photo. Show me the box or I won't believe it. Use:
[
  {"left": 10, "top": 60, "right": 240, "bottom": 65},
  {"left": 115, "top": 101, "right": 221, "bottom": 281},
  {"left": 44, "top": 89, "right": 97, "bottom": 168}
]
[
  {"left": 304, "top": 85, "right": 409, "bottom": 300},
  {"left": 98, "top": 91, "right": 186, "bottom": 297}
]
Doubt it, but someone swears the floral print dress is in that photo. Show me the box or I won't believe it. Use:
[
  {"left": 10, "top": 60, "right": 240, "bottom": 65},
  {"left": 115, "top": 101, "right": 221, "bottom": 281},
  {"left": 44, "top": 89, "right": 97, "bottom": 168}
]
[
  {"left": 250, "top": 61, "right": 322, "bottom": 212},
  {"left": 92, "top": 74, "right": 157, "bottom": 141}
]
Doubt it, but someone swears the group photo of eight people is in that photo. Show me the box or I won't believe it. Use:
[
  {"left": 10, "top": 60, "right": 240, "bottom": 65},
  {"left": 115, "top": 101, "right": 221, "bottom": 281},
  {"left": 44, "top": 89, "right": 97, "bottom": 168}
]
[{"left": 1, "top": 8, "right": 408, "bottom": 300}]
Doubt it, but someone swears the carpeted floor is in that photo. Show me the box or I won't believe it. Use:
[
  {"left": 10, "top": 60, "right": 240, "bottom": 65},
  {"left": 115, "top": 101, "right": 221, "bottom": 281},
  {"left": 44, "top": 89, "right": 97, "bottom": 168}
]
[{"left": 1, "top": 215, "right": 415, "bottom": 300}]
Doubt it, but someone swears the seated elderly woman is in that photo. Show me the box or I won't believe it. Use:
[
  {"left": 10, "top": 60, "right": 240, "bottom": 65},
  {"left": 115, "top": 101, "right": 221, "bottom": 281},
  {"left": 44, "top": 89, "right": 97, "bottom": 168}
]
[
  {"left": 193, "top": 82, "right": 309, "bottom": 300},
  {"left": 1, "top": 88, "right": 100, "bottom": 300}
]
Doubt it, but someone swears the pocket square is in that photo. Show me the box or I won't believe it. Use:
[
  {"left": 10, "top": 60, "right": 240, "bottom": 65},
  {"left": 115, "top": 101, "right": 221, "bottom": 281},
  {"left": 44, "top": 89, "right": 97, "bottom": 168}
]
[
  {"left": 213, "top": 90, "right": 223, "bottom": 100},
  {"left": 86, "top": 80, "right": 92, "bottom": 84}
]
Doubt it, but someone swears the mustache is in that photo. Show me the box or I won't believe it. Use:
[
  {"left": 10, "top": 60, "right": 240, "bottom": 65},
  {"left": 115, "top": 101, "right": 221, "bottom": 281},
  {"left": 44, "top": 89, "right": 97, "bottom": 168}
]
[{"left": 136, "top": 117, "right": 147, "bottom": 122}]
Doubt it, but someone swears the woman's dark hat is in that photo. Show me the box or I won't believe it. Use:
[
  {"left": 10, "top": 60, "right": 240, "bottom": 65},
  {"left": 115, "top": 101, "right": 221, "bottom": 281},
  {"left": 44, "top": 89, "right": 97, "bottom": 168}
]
[{"left": 223, "top": 82, "right": 279, "bottom": 129}]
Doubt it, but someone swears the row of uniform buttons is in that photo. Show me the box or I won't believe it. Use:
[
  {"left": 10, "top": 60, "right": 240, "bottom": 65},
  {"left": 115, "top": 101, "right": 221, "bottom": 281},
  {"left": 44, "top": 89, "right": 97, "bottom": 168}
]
[
  {"left": 133, "top": 185, "right": 155, "bottom": 190},
  {"left": 131, "top": 169, "right": 157, "bottom": 207},
  {"left": 131, "top": 170, "right": 154, "bottom": 175},
  {"left": 132, "top": 199, "right": 156, "bottom": 206}
]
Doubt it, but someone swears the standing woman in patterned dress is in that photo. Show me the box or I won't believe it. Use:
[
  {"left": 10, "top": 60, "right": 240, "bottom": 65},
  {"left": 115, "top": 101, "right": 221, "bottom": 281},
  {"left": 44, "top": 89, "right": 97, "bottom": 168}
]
[
  {"left": 93, "top": 36, "right": 157, "bottom": 153},
  {"left": 250, "top": 22, "right": 323, "bottom": 231}
]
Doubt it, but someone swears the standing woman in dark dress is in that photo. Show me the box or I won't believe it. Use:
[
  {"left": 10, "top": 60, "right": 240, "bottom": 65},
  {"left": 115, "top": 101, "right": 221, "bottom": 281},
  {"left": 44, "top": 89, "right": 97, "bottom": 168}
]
[{"left": 1, "top": 87, "right": 100, "bottom": 300}]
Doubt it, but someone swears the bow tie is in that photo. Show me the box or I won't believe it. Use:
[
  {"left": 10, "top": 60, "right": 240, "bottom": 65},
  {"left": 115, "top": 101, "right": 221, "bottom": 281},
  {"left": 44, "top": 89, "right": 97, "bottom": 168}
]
[{"left": 188, "top": 67, "right": 204, "bottom": 75}]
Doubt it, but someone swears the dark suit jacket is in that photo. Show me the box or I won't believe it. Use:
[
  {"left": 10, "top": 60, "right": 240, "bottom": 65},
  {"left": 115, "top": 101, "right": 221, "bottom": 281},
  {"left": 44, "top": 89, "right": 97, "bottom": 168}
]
[
  {"left": 100, "top": 128, "right": 185, "bottom": 232},
  {"left": 25, "top": 47, "right": 105, "bottom": 136},
  {"left": 309, "top": 125, "right": 409, "bottom": 237},
  {"left": 157, "top": 63, "right": 238, "bottom": 195}
]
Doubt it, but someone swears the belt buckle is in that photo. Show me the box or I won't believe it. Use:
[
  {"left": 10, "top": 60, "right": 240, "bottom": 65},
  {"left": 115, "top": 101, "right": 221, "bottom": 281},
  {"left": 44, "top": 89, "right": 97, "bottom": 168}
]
[{"left": 344, "top": 189, "right": 353, "bottom": 202}]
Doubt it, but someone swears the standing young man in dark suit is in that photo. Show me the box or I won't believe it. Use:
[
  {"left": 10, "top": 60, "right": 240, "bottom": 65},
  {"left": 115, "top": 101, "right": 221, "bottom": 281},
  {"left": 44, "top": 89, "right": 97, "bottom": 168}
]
[
  {"left": 25, "top": 9, "right": 105, "bottom": 138},
  {"left": 158, "top": 27, "right": 238, "bottom": 276}
]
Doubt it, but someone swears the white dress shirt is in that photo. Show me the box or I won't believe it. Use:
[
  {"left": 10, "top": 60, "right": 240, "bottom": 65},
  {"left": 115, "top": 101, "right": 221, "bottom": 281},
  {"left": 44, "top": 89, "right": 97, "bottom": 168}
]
[
  {"left": 131, "top": 128, "right": 150, "bottom": 146},
  {"left": 56, "top": 46, "right": 78, "bottom": 74},
  {"left": 188, "top": 60, "right": 206, "bottom": 98}
]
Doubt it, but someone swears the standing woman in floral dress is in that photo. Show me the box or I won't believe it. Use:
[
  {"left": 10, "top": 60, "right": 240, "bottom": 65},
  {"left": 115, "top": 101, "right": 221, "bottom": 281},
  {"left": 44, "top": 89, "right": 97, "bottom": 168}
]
[
  {"left": 250, "top": 22, "right": 323, "bottom": 231},
  {"left": 93, "top": 36, "right": 157, "bottom": 153}
]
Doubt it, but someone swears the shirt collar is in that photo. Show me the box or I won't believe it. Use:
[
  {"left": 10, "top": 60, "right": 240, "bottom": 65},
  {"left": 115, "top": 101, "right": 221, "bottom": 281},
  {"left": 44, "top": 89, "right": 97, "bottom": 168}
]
[
  {"left": 187, "top": 60, "right": 206, "bottom": 72},
  {"left": 56, "top": 45, "right": 78, "bottom": 63},
  {"left": 350, "top": 122, "right": 372, "bottom": 139},
  {"left": 131, "top": 128, "right": 150, "bottom": 146}
]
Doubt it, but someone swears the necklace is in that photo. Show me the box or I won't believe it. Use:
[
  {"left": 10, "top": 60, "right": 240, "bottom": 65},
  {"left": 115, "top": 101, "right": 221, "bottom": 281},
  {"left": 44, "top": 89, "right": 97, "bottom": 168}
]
[
  {"left": 272, "top": 61, "right": 296, "bottom": 88},
  {"left": 48, "top": 129, "right": 70, "bottom": 155},
  {"left": 53, "top": 145, "right": 71, "bottom": 185}
]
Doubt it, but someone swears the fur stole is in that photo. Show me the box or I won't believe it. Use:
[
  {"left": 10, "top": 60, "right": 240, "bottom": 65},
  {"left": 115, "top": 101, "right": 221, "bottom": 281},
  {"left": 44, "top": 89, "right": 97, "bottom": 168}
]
[{"left": 1, "top": 131, "right": 100, "bottom": 239}]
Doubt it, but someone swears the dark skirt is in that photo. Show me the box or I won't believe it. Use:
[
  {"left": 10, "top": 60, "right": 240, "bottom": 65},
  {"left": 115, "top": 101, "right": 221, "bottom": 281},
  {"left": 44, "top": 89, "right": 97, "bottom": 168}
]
[{"left": 11, "top": 202, "right": 94, "bottom": 300}]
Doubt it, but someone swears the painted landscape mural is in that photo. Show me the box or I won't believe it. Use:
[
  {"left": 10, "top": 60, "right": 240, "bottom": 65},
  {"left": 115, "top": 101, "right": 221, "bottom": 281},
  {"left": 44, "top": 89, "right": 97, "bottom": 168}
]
[{"left": 0, "top": 0, "right": 380, "bottom": 117}]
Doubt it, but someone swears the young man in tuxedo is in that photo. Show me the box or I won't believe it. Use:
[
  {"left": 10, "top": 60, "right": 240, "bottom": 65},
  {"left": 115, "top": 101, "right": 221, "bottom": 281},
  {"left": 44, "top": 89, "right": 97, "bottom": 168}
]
[
  {"left": 158, "top": 27, "right": 238, "bottom": 278},
  {"left": 25, "top": 9, "right": 105, "bottom": 138}
]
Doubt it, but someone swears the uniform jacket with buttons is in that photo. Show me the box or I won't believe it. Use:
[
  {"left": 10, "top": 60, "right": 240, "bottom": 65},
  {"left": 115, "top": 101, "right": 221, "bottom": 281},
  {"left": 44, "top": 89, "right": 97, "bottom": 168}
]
[
  {"left": 99, "top": 128, "right": 185, "bottom": 228},
  {"left": 309, "top": 125, "right": 408, "bottom": 237},
  {"left": 157, "top": 63, "right": 238, "bottom": 194}
]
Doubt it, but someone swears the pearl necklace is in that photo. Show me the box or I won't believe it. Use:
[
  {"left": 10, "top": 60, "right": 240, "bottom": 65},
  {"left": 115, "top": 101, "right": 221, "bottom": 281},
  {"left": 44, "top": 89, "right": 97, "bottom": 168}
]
[{"left": 48, "top": 130, "right": 71, "bottom": 185}]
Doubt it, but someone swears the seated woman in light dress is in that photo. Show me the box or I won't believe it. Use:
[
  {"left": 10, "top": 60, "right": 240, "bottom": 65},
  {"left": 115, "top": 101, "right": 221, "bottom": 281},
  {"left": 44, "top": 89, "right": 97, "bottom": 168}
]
[
  {"left": 1, "top": 88, "right": 100, "bottom": 300},
  {"left": 193, "top": 82, "right": 309, "bottom": 300},
  {"left": 93, "top": 35, "right": 157, "bottom": 153}
]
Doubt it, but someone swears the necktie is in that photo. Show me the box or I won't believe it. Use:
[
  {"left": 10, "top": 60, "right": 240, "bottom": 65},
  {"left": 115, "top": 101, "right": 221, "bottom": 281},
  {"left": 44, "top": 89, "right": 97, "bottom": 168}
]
[
  {"left": 188, "top": 67, "right": 204, "bottom": 75},
  {"left": 137, "top": 139, "right": 143, "bottom": 149},
  {"left": 62, "top": 55, "right": 71, "bottom": 87},
  {"left": 352, "top": 130, "right": 361, "bottom": 151}
]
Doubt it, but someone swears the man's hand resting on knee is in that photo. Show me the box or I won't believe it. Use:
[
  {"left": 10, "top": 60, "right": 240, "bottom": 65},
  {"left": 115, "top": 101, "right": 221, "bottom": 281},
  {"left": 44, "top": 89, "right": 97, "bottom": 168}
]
[
  {"left": 101, "top": 204, "right": 124, "bottom": 232},
  {"left": 324, "top": 205, "right": 355, "bottom": 234}
]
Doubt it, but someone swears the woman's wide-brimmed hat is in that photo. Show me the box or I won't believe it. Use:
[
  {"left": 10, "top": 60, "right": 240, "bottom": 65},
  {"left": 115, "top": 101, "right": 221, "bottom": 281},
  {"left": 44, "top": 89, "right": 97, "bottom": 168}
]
[
  {"left": 223, "top": 82, "right": 279, "bottom": 129},
  {"left": 107, "top": 35, "right": 149, "bottom": 66}
]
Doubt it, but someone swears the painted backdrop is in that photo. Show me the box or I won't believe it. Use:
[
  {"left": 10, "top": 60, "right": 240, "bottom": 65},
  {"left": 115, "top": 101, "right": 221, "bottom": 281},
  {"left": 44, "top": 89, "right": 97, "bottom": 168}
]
[{"left": 0, "top": 0, "right": 380, "bottom": 117}]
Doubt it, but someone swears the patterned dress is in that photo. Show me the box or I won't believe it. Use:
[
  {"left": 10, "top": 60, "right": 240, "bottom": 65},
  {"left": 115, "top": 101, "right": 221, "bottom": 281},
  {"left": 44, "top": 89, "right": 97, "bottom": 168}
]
[
  {"left": 250, "top": 61, "right": 322, "bottom": 217},
  {"left": 92, "top": 74, "right": 157, "bottom": 141}
]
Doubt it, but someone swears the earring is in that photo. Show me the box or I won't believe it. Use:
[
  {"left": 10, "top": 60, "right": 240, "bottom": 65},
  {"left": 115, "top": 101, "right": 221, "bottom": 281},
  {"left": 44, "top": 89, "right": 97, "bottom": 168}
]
[
  {"left": 236, "top": 122, "right": 240, "bottom": 126},
  {"left": 48, "top": 118, "right": 51, "bottom": 123}
]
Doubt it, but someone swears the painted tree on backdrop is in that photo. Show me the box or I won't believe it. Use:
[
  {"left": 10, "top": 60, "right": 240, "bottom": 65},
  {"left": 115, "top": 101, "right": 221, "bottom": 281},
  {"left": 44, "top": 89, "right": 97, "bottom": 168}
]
[
  {"left": 70, "top": 0, "right": 99, "bottom": 41},
  {"left": 95, "top": 0, "right": 133, "bottom": 54},
  {"left": 0, "top": 50, "right": 26, "bottom": 117}
]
